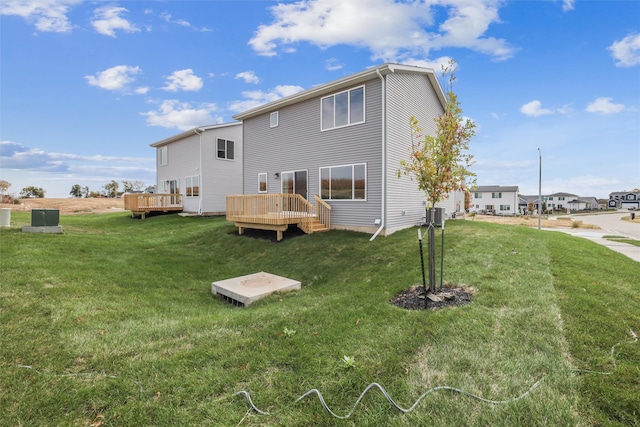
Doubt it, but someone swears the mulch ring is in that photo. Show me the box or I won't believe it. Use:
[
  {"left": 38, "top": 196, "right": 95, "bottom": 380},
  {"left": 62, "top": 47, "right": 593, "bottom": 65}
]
[{"left": 390, "top": 285, "right": 474, "bottom": 310}]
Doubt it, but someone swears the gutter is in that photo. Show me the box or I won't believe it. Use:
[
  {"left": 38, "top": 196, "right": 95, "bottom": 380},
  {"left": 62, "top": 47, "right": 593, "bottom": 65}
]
[
  {"left": 370, "top": 68, "right": 387, "bottom": 241},
  {"left": 194, "top": 127, "right": 204, "bottom": 215}
]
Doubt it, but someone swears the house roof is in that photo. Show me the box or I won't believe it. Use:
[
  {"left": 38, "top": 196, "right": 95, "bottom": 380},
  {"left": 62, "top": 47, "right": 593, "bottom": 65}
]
[
  {"left": 232, "top": 63, "right": 447, "bottom": 121},
  {"left": 149, "top": 122, "right": 241, "bottom": 148},
  {"left": 609, "top": 191, "right": 640, "bottom": 196},
  {"left": 547, "top": 192, "right": 578, "bottom": 197},
  {"left": 475, "top": 185, "right": 519, "bottom": 192}
]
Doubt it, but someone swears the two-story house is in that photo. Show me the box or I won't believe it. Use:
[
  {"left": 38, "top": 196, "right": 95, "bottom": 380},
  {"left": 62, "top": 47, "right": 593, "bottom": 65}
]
[
  {"left": 468, "top": 185, "right": 519, "bottom": 215},
  {"left": 150, "top": 122, "right": 242, "bottom": 215},
  {"left": 608, "top": 191, "right": 640, "bottom": 210},
  {"left": 232, "top": 63, "right": 460, "bottom": 238}
]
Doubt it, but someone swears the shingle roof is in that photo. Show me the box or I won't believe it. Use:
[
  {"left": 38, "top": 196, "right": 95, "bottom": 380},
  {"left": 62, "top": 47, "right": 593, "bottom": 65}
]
[{"left": 475, "top": 185, "right": 519, "bottom": 192}]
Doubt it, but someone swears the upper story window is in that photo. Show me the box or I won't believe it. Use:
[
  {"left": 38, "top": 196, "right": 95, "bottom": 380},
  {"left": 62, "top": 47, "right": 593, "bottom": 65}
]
[
  {"left": 548, "top": 196, "right": 554, "bottom": 200},
  {"left": 627, "top": 194, "right": 635, "bottom": 200},
  {"left": 492, "top": 192, "right": 502, "bottom": 198},
  {"left": 217, "top": 138, "right": 234, "bottom": 160},
  {"left": 474, "top": 192, "right": 482, "bottom": 198},
  {"left": 160, "top": 146, "right": 167, "bottom": 166},
  {"left": 321, "top": 86, "right": 365, "bottom": 131},
  {"left": 558, "top": 196, "right": 565, "bottom": 201},
  {"left": 320, "top": 163, "right": 366, "bottom": 200},
  {"left": 270, "top": 111, "right": 279, "bottom": 128}
]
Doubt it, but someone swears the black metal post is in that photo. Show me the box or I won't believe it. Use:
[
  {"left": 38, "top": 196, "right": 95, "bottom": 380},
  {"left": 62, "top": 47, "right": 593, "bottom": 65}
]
[
  {"left": 440, "top": 218, "right": 445, "bottom": 291},
  {"left": 418, "top": 228, "right": 426, "bottom": 295}
]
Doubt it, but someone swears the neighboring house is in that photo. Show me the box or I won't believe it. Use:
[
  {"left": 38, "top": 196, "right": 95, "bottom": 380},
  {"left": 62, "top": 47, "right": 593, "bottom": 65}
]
[
  {"left": 150, "top": 122, "right": 242, "bottom": 215},
  {"left": 608, "top": 191, "right": 640, "bottom": 209},
  {"left": 468, "top": 185, "right": 519, "bottom": 215},
  {"left": 518, "top": 195, "right": 538, "bottom": 214},
  {"left": 567, "top": 196, "right": 598, "bottom": 211},
  {"left": 545, "top": 192, "right": 578, "bottom": 212},
  {"left": 233, "top": 63, "right": 458, "bottom": 237}
]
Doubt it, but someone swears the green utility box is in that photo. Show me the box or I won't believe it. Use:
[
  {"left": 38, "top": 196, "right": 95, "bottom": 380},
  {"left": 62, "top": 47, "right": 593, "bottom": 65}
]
[{"left": 31, "top": 209, "right": 60, "bottom": 227}]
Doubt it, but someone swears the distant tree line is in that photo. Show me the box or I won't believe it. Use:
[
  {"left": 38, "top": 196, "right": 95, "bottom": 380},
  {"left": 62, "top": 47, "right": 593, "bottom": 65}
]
[
  {"left": 0, "top": 180, "right": 152, "bottom": 202},
  {"left": 69, "top": 180, "right": 149, "bottom": 198}
]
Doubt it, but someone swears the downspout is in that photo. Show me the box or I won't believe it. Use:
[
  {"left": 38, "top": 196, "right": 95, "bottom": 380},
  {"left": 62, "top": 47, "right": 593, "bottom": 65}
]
[
  {"left": 193, "top": 128, "right": 203, "bottom": 215},
  {"left": 370, "top": 68, "right": 387, "bottom": 241}
]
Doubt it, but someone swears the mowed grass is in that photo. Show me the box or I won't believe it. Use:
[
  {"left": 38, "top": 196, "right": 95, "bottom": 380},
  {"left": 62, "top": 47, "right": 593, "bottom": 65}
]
[{"left": 1, "top": 212, "right": 638, "bottom": 426}]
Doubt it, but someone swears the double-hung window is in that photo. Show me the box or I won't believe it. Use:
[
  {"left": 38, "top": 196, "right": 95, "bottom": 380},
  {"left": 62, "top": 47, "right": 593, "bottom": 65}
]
[
  {"left": 217, "top": 138, "right": 234, "bottom": 160},
  {"left": 492, "top": 192, "right": 502, "bottom": 198},
  {"left": 320, "top": 163, "right": 366, "bottom": 200},
  {"left": 270, "top": 111, "right": 279, "bottom": 128},
  {"left": 321, "top": 86, "right": 365, "bottom": 131}
]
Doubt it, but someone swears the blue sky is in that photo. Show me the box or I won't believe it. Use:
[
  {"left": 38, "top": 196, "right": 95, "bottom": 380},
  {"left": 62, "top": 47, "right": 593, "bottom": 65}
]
[{"left": 1, "top": 0, "right": 638, "bottom": 199}]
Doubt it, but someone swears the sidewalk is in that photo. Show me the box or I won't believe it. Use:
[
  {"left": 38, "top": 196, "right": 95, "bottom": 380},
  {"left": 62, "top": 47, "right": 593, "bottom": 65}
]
[{"left": 543, "top": 228, "right": 640, "bottom": 262}]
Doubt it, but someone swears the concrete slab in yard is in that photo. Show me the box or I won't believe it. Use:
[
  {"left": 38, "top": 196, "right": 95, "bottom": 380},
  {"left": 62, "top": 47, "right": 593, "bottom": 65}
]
[
  {"left": 22, "top": 225, "right": 63, "bottom": 234},
  {"left": 212, "top": 272, "right": 301, "bottom": 307}
]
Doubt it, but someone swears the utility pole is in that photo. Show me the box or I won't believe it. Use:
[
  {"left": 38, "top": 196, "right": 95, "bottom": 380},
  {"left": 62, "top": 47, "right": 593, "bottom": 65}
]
[{"left": 538, "top": 148, "right": 542, "bottom": 230}]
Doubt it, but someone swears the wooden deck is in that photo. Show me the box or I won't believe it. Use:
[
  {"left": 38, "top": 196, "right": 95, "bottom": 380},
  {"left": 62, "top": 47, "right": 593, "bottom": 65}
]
[
  {"left": 124, "top": 193, "right": 183, "bottom": 219},
  {"left": 226, "top": 194, "right": 331, "bottom": 241}
]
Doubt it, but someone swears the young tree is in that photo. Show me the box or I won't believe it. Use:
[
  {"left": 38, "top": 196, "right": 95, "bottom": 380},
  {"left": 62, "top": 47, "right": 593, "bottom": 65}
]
[
  {"left": 70, "top": 184, "right": 82, "bottom": 198},
  {"left": 399, "top": 60, "right": 476, "bottom": 294},
  {"left": 82, "top": 186, "right": 90, "bottom": 198}
]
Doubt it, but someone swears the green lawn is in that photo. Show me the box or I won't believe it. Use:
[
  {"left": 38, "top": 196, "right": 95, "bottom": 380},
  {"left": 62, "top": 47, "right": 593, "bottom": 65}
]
[{"left": 1, "top": 212, "right": 638, "bottom": 426}]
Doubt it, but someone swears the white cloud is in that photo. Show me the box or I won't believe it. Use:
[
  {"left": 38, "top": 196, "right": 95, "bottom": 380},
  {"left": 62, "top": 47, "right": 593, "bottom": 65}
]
[
  {"left": 235, "top": 71, "right": 260, "bottom": 84},
  {"left": 160, "top": 11, "right": 190, "bottom": 27},
  {"left": 162, "top": 69, "right": 203, "bottom": 92},
  {"left": 249, "top": 0, "right": 514, "bottom": 62},
  {"left": 608, "top": 33, "right": 640, "bottom": 67},
  {"left": 141, "top": 100, "right": 222, "bottom": 130},
  {"left": 85, "top": 65, "right": 142, "bottom": 91},
  {"left": 160, "top": 11, "right": 212, "bottom": 32},
  {"left": 91, "top": 6, "right": 140, "bottom": 37},
  {"left": 561, "top": 0, "right": 575, "bottom": 12},
  {"left": 229, "top": 85, "right": 305, "bottom": 112},
  {"left": 325, "top": 58, "right": 344, "bottom": 71},
  {"left": 520, "top": 100, "right": 554, "bottom": 117},
  {"left": 0, "top": 0, "right": 81, "bottom": 33},
  {"left": 0, "top": 140, "right": 153, "bottom": 174},
  {"left": 135, "top": 86, "right": 150, "bottom": 95},
  {"left": 585, "top": 97, "right": 625, "bottom": 114}
]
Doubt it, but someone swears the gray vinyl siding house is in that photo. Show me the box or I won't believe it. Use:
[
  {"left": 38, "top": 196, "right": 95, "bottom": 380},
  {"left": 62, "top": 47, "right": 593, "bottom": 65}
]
[
  {"left": 233, "top": 63, "right": 449, "bottom": 237},
  {"left": 151, "top": 122, "right": 242, "bottom": 215}
]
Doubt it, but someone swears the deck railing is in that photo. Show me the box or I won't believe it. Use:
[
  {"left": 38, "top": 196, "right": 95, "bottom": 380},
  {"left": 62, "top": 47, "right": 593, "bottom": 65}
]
[
  {"left": 226, "top": 194, "right": 314, "bottom": 225},
  {"left": 124, "top": 193, "right": 183, "bottom": 212},
  {"left": 314, "top": 195, "right": 332, "bottom": 230}
]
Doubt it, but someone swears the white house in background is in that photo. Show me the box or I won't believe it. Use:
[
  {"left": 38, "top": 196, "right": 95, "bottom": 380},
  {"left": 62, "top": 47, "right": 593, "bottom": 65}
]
[
  {"left": 568, "top": 196, "right": 598, "bottom": 211},
  {"left": 545, "top": 192, "right": 577, "bottom": 212},
  {"left": 150, "top": 122, "right": 242, "bottom": 215},
  {"left": 608, "top": 191, "right": 640, "bottom": 210},
  {"left": 232, "top": 63, "right": 462, "bottom": 237},
  {"left": 469, "top": 185, "right": 519, "bottom": 215}
]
